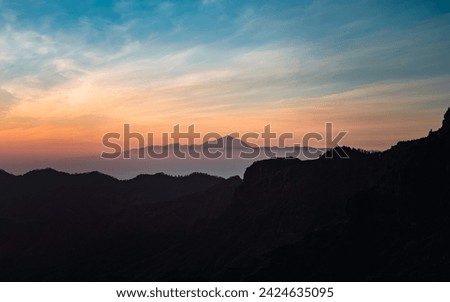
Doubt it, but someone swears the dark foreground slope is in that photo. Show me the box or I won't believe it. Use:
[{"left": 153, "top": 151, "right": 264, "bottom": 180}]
[
  {"left": 0, "top": 172, "right": 234, "bottom": 280},
  {"left": 0, "top": 109, "right": 449, "bottom": 281},
  {"left": 245, "top": 109, "right": 450, "bottom": 281}
]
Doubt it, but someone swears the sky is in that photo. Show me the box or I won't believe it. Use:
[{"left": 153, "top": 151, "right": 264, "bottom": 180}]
[{"left": 0, "top": 0, "right": 450, "bottom": 159}]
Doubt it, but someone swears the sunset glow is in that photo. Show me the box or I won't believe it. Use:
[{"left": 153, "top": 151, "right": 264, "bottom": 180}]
[{"left": 1, "top": 0, "right": 449, "bottom": 160}]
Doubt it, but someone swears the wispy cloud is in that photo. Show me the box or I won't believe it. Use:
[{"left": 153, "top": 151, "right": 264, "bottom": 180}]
[
  {"left": 0, "top": 87, "right": 15, "bottom": 114},
  {"left": 0, "top": 0, "right": 449, "bottom": 155}
]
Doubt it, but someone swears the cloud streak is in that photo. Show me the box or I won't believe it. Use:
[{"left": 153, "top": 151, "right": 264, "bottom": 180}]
[{"left": 0, "top": 0, "right": 449, "bottom": 156}]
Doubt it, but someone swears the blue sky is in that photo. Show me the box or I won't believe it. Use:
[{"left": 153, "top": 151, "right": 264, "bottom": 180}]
[
  {"left": 2, "top": 0, "right": 449, "bottom": 90},
  {"left": 0, "top": 0, "right": 449, "bottom": 154}
]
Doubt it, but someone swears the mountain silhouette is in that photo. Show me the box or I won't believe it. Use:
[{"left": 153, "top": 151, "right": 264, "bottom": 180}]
[
  {"left": 127, "top": 135, "right": 321, "bottom": 157},
  {"left": 202, "top": 135, "right": 255, "bottom": 150},
  {"left": 127, "top": 135, "right": 254, "bottom": 156},
  {"left": 243, "top": 107, "right": 450, "bottom": 281},
  {"left": 0, "top": 169, "right": 13, "bottom": 181},
  {"left": 0, "top": 108, "right": 449, "bottom": 281}
]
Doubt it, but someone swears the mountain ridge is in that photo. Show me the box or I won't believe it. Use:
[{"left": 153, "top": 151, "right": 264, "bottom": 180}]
[{"left": 0, "top": 108, "right": 449, "bottom": 281}]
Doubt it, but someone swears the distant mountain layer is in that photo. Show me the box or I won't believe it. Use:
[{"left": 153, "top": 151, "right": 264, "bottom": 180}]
[
  {"left": 0, "top": 108, "right": 449, "bottom": 281},
  {"left": 0, "top": 137, "right": 324, "bottom": 180}
]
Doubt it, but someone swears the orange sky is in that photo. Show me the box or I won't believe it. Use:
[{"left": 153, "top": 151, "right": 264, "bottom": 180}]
[
  {"left": 0, "top": 77, "right": 448, "bottom": 158},
  {"left": 1, "top": 1, "right": 449, "bottom": 161}
]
